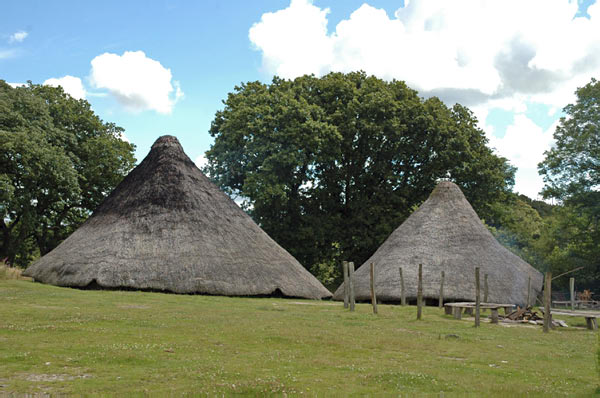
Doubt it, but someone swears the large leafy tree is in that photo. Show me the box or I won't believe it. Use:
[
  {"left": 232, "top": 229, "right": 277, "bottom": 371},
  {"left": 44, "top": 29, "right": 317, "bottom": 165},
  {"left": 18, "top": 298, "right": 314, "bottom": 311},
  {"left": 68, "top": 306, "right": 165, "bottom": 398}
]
[
  {"left": 538, "top": 78, "right": 600, "bottom": 288},
  {"left": 0, "top": 81, "right": 136, "bottom": 266},
  {"left": 207, "top": 72, "right": 515, "bottom": 277}
]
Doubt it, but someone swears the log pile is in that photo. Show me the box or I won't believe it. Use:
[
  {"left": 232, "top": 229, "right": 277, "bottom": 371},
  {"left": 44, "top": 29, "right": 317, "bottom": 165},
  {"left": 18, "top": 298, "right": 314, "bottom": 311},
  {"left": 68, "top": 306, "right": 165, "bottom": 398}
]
[{"left": 500, "top": 306, "right": 568, "bottom": 327}]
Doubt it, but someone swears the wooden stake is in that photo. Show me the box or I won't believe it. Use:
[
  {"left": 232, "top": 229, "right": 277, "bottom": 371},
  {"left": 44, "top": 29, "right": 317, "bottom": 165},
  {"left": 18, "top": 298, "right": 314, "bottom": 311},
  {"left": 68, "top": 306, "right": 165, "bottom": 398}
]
[
  {"left": 475, "top": 267, "right": 480, "bottom": 327},
  {"left": 569, "top": 277, "right": 575, "bottom": 310},
  {"left": 438, "top": 271, "right": 445, "bottom": 308},
  {"left": 370, "top": 263, "right": 378, "bottom": 314},
  {"left": 543, "top": 272, "right": 552, "bottom": 333},
  {"left": 417, "top": 264, "right": 423, "bottom": 320},
  {"left": 342, "top": 261, "right": 349, "bottom": 309},
  {"left": 399, "top": 267, "right": 406, "bottom": 306},
  {"left": 349, "top": 262, "right": 356, "bottom": 312},
  {"left": 526, "top": 275, "right": 531, "bottom": 307}
]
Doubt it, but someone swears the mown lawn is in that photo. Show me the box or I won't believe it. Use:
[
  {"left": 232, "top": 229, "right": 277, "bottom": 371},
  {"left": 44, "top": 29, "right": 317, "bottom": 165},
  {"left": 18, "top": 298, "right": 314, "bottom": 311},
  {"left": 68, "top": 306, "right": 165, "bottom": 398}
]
[{"left": 0, "top": 280, "right": 598, "bottom": 396}]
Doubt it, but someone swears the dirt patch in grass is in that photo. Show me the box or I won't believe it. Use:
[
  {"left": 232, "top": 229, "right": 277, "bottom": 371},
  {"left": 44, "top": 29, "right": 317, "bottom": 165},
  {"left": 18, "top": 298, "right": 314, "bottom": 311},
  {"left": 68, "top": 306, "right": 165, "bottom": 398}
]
[
  {"left": 116, "top": 304, "right": 151, "bottom": 309},
  {"left": 21, "top": 373, "right": 92, "bottom": 382}
]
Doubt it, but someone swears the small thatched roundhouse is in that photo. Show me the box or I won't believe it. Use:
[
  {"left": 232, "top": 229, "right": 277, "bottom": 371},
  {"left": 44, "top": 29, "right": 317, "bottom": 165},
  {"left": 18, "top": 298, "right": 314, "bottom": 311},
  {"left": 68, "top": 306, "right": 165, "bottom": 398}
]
[
  {"left": 24, "top": 136, "right": 331, "bottom": 299},
  {"left": 333, "top": 181, "right": 543, "bottom": 306}
]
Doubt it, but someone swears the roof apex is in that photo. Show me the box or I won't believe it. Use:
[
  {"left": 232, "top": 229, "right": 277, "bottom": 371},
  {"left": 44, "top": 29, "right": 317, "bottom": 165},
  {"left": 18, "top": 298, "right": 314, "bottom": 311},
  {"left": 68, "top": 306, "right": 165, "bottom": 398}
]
[{"left": 151, "top": 135, "right": 183, "bottom": 151}]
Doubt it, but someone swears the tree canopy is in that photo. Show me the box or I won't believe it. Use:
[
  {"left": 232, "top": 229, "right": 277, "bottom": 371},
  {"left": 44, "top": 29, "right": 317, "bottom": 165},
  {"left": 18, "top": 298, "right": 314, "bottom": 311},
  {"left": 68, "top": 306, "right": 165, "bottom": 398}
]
[
  {"left": 537, "top": 78, "right": 600, "bottom": 288},
  {"left": 0, "top": 81, "right": 136, "bottom": 266},
  {"left": 207, "top": 72, "right": 515, "bottom": 280}
]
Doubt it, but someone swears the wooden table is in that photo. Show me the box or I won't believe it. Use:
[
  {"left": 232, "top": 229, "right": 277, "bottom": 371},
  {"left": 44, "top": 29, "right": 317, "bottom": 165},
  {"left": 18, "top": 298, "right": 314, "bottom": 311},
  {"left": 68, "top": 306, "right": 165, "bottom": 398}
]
[
  {"left": 444, "top": 302, "right": 514, "bottom": 324},
  {"left": 540, "top": 307, "right": 599, "bottom": 330}
]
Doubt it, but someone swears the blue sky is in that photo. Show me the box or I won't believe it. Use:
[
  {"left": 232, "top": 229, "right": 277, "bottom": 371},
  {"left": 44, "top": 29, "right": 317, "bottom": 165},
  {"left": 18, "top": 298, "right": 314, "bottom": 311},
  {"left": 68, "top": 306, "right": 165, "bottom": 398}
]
[{"left": 2, "top": 0, "right": 599, "bottom": 199}]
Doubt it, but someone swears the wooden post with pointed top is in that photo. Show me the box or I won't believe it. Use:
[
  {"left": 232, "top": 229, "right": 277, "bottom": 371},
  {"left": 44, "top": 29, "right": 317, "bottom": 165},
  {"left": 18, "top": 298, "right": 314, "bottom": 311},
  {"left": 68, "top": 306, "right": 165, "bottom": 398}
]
[
  {"left": 543, "top": 272, "right": 552, "bottom": 333},
  {"left": 570, "top": 277, "right": 575, "bottom": 310},
  {"left": 370, "top": 263, "right": 378, "bottom": 314},
  {"left": 417, "top": 264, "right": 423, "bottom": 320},
  {"left": 342, "top": 261, "right": 349, "bottom": 309},
  {"left": 438, "top": 271, "right": 445, "bottom": 308},
  {"left": 399, "top": 267, "right": 406, "bottom": 306},
  {"left": 349, "top": 262, "right": 356, "bottom": 312},
  {"left": 475, "top": 267, "right": 481, "bottom": 327}
]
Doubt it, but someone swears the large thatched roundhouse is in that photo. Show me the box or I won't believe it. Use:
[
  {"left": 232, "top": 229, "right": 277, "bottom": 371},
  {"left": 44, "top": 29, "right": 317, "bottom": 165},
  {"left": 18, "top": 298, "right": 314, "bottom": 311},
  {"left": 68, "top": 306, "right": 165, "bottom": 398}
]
[
  {"left": 24, "top": 136, "right": 331, "bottom": 299},
  {"left": 333, "top": 181, "right": 543, "bottom": 306}
]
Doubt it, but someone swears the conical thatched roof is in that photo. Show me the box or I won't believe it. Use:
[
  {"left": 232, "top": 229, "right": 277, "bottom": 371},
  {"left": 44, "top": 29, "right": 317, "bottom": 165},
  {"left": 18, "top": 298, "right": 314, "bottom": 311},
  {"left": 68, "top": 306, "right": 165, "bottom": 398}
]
[
  {"left": 333, "top": 181, "right": 543, "bottom": 306},
  {"left": 24, "top": 135, "right": 331, "bottom": 299}
]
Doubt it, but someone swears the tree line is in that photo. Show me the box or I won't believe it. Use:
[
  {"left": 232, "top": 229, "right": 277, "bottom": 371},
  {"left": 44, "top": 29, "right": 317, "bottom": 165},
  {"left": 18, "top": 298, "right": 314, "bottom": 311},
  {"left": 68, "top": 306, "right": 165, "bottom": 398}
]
[
  {"left": 0, "top": 81, "right": 136, "bottom": 266},
  {"left": 1, "top": 74, "right": 597, "bottom": 293}
]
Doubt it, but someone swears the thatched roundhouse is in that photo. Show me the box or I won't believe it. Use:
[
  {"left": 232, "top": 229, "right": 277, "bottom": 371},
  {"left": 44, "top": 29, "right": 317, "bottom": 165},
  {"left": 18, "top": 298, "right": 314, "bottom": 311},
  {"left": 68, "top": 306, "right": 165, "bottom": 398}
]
[
  {"left": 333, "top": 181, "right": 543, "bottom": 306},
  {"left": 24, "top": 136, "right": 331, "bottom": 299}
]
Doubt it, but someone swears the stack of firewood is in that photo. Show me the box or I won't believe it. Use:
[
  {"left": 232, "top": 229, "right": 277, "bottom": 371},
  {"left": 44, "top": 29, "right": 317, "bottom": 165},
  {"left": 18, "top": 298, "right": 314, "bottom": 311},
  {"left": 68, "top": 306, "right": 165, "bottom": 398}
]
[
  {"left": 500, "top": 306, "right": 568, "bottom": 327},
  {"left": 503, "top": 306, "right": 541, "bottom": 321}
]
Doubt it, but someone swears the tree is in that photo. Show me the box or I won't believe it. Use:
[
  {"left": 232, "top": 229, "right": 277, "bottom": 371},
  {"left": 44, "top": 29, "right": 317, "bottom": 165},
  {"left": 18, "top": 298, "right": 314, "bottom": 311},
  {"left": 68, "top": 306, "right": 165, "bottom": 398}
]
[
  {"left": 539, "top": 78, "right": 600, "bottom": 201},
  {"left": 0, "top": 81, "right": 136, "bottom": 266},
  {"left": 538, "top": 77, "right": 600, "bottom": 290},
  {"left": 207, "top": 72, "right": 515, "bottom": 277},
  {"left": 486, "top": 194, "right": 546, "bottom": 270}
]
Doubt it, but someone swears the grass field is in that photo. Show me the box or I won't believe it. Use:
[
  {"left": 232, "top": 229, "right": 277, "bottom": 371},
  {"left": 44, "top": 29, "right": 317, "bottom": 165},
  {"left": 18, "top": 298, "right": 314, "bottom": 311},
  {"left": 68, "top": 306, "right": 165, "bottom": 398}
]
[{"left": 0, "top": 280, "right": 598, "bottom": 396}]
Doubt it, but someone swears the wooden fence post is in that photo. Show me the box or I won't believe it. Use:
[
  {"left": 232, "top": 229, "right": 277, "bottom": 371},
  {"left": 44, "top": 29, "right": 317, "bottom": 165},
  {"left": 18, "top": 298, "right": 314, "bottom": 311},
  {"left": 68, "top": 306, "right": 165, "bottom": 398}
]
[
  {"left": 475, "top": 267, "right": 480, "bottom": 327},
  {"left": 370, "top": 263, "right": 378, "bottom": 314},
  {"left": 417, "top": 264, "right": 423, "bottom": 320},
  {"left": 399, "top": 267, "right": 406, "bottom": 306},
  {"left": 343, "top": 261, "right": 349, "bottom": 309},
  {"left": 349, "top": 262, "right": 356, "bottom": 312},
  {"left": 570, "top": 277, "right": 575, "bottom": 310},
  {"left": 438, "top": 271, "right": 445, "bottom": 308},
  {"left": 543, "top": 272, "right": 552, "bottom": 333}
]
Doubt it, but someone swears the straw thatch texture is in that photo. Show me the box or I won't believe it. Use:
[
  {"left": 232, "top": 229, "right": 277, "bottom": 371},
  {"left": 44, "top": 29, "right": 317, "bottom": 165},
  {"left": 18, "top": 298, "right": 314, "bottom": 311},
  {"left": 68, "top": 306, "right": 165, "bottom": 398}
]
[
  {"left": 333, "top": 181, "right": 543, "bottom": 306},
  {"left": 24, "top": 136, "right": 331, "bottom": 299}
]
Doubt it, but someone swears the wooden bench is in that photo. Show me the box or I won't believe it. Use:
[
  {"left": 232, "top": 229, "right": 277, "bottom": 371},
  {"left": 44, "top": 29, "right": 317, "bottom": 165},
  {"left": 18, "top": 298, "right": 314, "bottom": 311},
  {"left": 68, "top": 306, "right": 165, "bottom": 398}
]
[
  {"left": 444, "top": 302, "right": 514, "bottom": 324},
  {"left": 539, "top": 307, "right": 599, "bottom": 330},
  {"left": 552, "top": 300, "right": 600, "bottom": 310}
]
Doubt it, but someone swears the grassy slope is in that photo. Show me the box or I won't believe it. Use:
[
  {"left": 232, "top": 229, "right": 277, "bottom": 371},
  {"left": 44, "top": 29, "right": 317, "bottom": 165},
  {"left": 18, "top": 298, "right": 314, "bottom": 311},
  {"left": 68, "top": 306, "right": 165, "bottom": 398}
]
[{"left": 0, "top": 280, "right": 597, "bottom": 396}]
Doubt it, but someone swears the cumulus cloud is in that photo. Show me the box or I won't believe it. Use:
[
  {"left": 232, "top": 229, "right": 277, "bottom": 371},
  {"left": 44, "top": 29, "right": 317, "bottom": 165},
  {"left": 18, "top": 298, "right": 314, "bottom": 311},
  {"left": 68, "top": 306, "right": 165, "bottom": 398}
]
[
  {"left": 250, "top": 0, "right": 600, "bottom": 108},
  {"left": 8, "top": 31, "right": 28, "bottom": 43},
  {"left": 43, "top": 75, "right": 87, "bottom": 100},
  {"left": 249, "top": 0, "right": 333, "bottom": 77},
  {"left": 90, "top": 51, "right": 183, "bottom": 114},
  {"left": 486, "top": 114, "right": 556, "bottom": 199},
  {"left": 250, "top": 0, "right": 600, "bottom": 198}
]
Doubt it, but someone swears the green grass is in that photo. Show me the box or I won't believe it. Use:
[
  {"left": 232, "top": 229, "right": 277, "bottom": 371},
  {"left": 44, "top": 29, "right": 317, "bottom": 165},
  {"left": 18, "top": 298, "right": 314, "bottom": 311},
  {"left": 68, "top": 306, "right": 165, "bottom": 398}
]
[{"left": 0, "top": 280, "right": 598, "bottom": 396}]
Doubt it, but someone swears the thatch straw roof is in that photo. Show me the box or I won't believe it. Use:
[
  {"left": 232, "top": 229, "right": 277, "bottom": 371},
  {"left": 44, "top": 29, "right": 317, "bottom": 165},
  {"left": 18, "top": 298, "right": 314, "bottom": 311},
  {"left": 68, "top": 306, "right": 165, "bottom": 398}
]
[
  {"left": 333, "top": 181, "right": 543, "bottom": 306},
  {"left": 24, "top": 136, "right": 331, "bottom": 299}
]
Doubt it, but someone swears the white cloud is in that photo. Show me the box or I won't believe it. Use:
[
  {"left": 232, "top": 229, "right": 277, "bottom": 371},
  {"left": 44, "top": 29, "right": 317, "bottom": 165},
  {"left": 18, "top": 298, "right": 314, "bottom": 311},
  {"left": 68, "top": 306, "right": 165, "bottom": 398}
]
[
  {"left": 250, "top": 0, "right": 600, "bottom": 198},
  {"left": 8, "top": 31, "right": 28, "bottom": 43},
  {"left": 250, "top": 0, "right": 600, "bottom": 108},
  {"left": 194, "top": 154, "right": 208, "bottom": 170},
  {"left": 43, "top": 76, "right": 87, "bottom": 100},
  {"left": 487, "top": 115, "right": 556, "bottom": 199},
  {"left": 90, "top": 51, "right": 183, "bottom": 114},
  {"left": 7, "top": 82, "right": 26, "bottom": 88},
  {"left": 249, "top": 0, "right": 333, "bottom": 77},
  {"left": 117, "top": 131, "right": 130, "bottom": 143}
]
